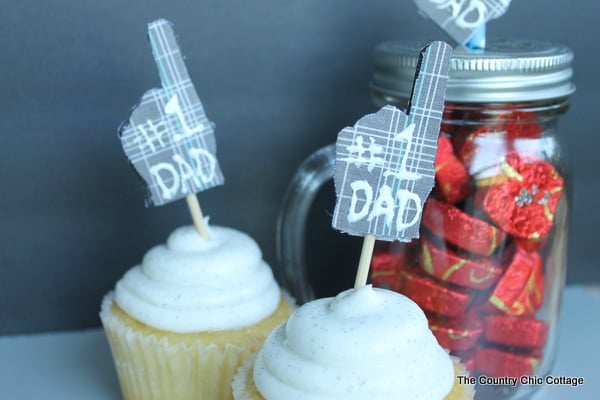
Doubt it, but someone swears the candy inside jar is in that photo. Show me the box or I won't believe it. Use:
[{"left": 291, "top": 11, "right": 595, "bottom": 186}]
[
  {"left": 372, "top": 101, "right": 567, "bottom": 372},
  {"left": 370, "top": 39, "right": 574, "bottom": 399}
]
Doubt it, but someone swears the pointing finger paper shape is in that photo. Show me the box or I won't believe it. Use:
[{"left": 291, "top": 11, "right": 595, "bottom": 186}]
[
  {"left": 119, "top": 19, "right": 224, "bottom": 206},
  {"left": 415, "top": 0, "right": 511, "bottom": 46},
  {"left": 332, "top": 41, "right": 452, "bottom": 242}
]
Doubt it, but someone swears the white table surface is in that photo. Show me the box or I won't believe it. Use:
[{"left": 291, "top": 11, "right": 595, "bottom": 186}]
[{"left": 1, "top": 285, "right": 598, "bottom": 400}]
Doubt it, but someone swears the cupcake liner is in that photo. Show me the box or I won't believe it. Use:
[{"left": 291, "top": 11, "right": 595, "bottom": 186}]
[
  {"left": 447, "top": 356, "right": 476, "bottom": 400},
  {"left": 101, "top": 293, "right": 291, "bottom": 400},
  {"left": 231, "top": 356, "right": 261, "bottom": 400}
]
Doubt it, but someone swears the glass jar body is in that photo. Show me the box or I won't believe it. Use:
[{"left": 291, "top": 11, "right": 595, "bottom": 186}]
[{"left": 370, "top": 98, "right": 569, "bottom": 400}]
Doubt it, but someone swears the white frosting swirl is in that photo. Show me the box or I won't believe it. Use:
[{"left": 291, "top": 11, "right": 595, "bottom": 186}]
[
  {"left": 114, "top": 225, "right": 281, "bottom": 332},
  {"left": 253, "top": 285, "right": 454, "bottom": 400}
]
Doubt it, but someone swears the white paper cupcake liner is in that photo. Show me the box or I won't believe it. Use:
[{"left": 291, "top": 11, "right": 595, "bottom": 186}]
[{"left": 101, "top": 293, "right": 291, "bottom": 400}]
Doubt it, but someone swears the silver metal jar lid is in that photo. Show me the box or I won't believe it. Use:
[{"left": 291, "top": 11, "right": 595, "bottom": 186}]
[{"left": 371, "top": 39, "right": 575, "bottom": 103}]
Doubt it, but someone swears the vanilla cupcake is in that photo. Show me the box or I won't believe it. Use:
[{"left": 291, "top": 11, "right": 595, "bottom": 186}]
[
  {"left": 232, "top": 285, "right": 473, "bottom": 400},
  {"left": 100, "top": 225, "right": 293, "bottom": 400}
]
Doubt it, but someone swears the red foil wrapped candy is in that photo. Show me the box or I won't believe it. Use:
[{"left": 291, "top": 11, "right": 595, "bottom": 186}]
[
  {"left": 506, "top": 252, "right": 544, "bottom": 316},
  {"left": 419, "top": 239, "right": 503, "bottom": 290},
  {"left": 370, "top": 252, "right": 404, "bottom": 290},
  {"left": 422, "top": 199, "right": 506, "bottom": 256},
  {"left": 483, "top": 315, "right": 549, "bottom": 349},
  {"left": 429, "top": 317, "right": 483, "bottom": 351},
  {"left": 458, "top": 126, "right": 508, "bottom": 179},
  {"left": 398, "top": 269, "right": 471, "bottom": 318},
  {"left": 435, "top": 135, "right": 471, "bottom": 203},
  {"left": 475, "top": 346, "right": 541, "bottom": 378},
  {"left": 483, "top": 152, "right": 564, "bottom": 240},
  {"left": 486, "top": 247, "right": 539, "bottom": 314}
]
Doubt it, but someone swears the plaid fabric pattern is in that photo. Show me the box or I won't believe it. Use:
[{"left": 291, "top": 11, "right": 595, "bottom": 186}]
[
  {"left": 120, "top": 19, "right": 224, "bottom": 206},
  {"left": 332, "top": 41, "right": 452, "bottom": 242}
]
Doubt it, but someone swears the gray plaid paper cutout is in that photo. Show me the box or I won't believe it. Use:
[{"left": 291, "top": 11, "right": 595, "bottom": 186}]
[
  {"left": 119, "top": 19, "right": 224, "bottom": 206},
  {"left": 415, "top": 0, "right": 511, "bottom": 46},
  {"left": 332, "top": 41, "right": 452, "bottom": 242}
]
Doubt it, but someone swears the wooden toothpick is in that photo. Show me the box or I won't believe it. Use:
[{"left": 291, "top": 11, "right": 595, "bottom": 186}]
[
  {"left": 354, "top": 234, "right": 376, "bottom": 288},
  {"left": 186, "top": 194, "right": 211, "bottom": 239}
]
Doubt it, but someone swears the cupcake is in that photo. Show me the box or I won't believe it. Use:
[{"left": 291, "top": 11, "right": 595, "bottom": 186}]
[
  {"left": 100, "top": 225, "right": 293, "bottom": 400},
  {"left": 232, "top": 285, "right": 473, "bottom": 400}
]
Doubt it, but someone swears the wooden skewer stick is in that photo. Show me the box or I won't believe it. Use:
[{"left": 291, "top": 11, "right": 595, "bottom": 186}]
[
  {"left": 186, "top": 194, "right": 211, "bottom": 239},
  {"left": 354, "top": 233, "right": 376, "bottom": 288}
]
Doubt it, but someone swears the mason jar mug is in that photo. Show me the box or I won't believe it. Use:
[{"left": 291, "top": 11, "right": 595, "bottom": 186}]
[{"left": 277, "top": 40, "right": 574, "bottom": 400}]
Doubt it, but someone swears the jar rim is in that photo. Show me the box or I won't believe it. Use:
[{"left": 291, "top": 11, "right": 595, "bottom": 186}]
[{"left": 371, "top": 39, "right": 575, "bottom": 103}]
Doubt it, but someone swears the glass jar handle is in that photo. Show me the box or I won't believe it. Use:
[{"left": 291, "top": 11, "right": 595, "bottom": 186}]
[{"left": 276, "top": 144, "right": 335, "bottom": 304}]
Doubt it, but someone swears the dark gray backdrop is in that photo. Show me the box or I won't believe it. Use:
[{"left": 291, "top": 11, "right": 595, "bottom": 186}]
[{"left": 1, "top": 0, "right": 598, "bottom": 335}]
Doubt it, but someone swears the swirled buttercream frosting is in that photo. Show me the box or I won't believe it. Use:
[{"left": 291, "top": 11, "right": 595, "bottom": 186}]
[
  {"left": 253, "top": 285, "right": 454, "bottom": 400},
  {"left": 114, "top": 225, "right": 281, "bottom": 332}
]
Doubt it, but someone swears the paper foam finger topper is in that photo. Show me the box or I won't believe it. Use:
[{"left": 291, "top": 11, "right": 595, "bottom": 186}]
[
  {"left": 415, "top": 0, "right": 511, "bottom": 47},
  {"left": 332, "top": 41, "right": 452, "bottom": 242},
  {"left": 119, "top": 19, "right": 224, "bottom": 206}
]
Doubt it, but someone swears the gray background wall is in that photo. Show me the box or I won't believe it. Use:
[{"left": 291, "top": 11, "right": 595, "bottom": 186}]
[{"left": 1, "top": 0, "right": 598, "bottom": 335}]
